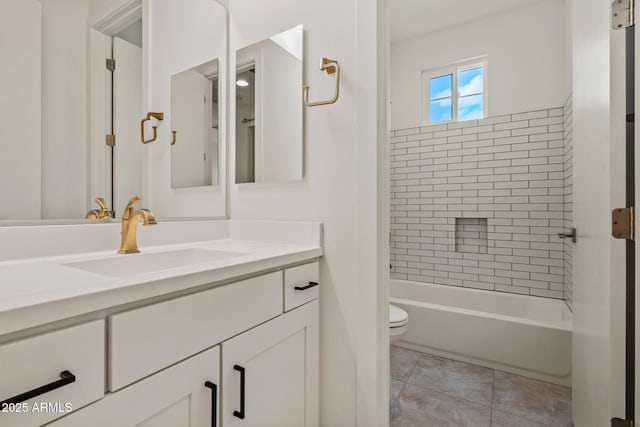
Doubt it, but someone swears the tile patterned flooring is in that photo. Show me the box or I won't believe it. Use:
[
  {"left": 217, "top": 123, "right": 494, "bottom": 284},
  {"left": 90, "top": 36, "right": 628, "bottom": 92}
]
[{"left": 390, "top": 346, "right": 572, "bottom": 427}]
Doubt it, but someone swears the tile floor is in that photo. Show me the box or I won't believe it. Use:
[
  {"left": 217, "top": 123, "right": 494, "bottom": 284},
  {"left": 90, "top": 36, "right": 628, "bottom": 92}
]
[{"left": 390, "top": 346, "right": 572, "bottom": 427}]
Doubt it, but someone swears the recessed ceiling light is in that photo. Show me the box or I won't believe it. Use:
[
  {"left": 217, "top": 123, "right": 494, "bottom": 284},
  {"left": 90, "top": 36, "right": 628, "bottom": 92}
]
[{"left": 236, "top": 79, "right": 249, "bottom": 87}]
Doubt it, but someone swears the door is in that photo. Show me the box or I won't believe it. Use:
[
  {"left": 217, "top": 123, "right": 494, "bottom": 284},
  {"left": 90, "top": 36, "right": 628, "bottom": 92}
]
[
  {"left": 113, "top": 36, "right": 142, "bottom": 216},
  {"left": 89, "top": 29, "right": 112, "bottom": 215},
  {"left": 48, "top": 347, "right": 219, "bottom": 427},
  {"left": 170, "top": 67, "right": 207, "bottom": 188},
  {"left": 571, "top": 0, "right": 629, "bottom": 425},
  {"left": 222, "top": 301, "right": 319, "bottom": 427}
]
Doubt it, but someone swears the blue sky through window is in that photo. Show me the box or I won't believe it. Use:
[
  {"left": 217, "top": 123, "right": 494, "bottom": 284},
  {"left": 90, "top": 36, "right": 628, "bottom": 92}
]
[
  {"left": 429, "top": 74, "right": 452, "bottom": 122},
  {"left": 458, "top": 67, "right": 483, "bottom": 121},
  {"left": 426, "top": 65, "right": 485, "bottom": 123},
  {"left": 430, "top": 74, "right": 452, "bottom": 99},
  {"left": 430, "top": 100, "right": 452, "bottom": 122}
]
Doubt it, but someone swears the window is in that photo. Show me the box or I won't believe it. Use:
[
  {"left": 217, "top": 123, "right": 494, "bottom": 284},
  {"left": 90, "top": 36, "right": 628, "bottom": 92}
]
[{"left": 423, "top": 59, "right": 487, "bottom": 124}]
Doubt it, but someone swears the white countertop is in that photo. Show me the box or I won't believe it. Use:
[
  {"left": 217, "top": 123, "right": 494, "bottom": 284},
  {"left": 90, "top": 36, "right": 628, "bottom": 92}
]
[{"left": 0, "top": 238, "right": 322, "bottom": 336}]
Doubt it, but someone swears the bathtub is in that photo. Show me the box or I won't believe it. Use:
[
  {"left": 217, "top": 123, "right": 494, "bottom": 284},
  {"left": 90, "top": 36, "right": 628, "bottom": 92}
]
[{"left": 390, "top": 279, "right": 572, "bottom": 386}]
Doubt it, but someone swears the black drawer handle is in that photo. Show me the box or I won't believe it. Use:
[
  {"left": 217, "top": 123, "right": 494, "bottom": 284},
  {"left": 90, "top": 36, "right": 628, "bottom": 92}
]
[
  {"left": 294, "top": 281, "right": 319, "bottom": 291},
  {"left": 0, "top": 370, "right": 76, "bottom": 405},
  {"left": 233, "top": 365, "right": 245, "bottom": 419},
  {"left": 204, "top": 381, "right": 217, "bottom": 427}
]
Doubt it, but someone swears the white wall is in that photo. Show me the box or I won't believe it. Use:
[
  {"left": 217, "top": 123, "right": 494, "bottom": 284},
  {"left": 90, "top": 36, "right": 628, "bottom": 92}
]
[
  {"left": 0, "top": 0, "right": 42, "bottom": 220},
  {"left": 229, "top": 0, "right": 387, "bottom": 425},
  {"left": 563, "top": 0, "right": 573, "bottom": 98},
  {"left": 41, "top": 0, "right": 90, "bottom": 219},
  {"left": 390, "top": 0, "right": 567, "bottom": 130}
]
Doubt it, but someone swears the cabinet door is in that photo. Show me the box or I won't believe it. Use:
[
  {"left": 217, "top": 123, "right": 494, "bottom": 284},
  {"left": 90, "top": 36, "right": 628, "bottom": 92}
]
[
  {"left": 0, "top": 320, "right": 104, "bottom": 427},
  {"left": 222, "top": 300, "right": 318, "bottom": 427},
  {"left": 49, "top": 347, "right": 220, "bottom": 427}
]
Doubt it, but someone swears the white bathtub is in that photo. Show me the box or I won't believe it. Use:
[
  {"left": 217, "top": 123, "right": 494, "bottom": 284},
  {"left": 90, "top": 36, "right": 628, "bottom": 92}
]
[{"left": 390, "top": 279, "right": 572, "bottom": 386}]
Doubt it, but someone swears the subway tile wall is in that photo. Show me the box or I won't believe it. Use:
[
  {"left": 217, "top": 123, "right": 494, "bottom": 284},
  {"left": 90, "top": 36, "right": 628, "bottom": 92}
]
[
  {"left": 563, "top": 96, "right": 573, "bottom": 308},
  {"left": 390, "top": 102, "right": 574, "bottom": 301}
]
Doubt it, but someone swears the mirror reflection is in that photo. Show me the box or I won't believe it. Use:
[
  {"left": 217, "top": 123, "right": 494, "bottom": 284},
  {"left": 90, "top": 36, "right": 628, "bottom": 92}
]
[
  {"left": 0, "top": 0, "right": 145, "bottom": 221},
  {"left": 235, "top": 25, "right": 303, "bottom": 184},
  {"left": 171, "top": 58, "right": 220, "bottom": 189},
  {"left": 1, "top": 0, "right": 228, "bottom": 223}
]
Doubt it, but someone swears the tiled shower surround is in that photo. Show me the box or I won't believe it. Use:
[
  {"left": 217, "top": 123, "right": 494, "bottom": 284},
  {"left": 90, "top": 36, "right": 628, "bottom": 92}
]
[
  {"left": 390, "top": 101, "right": 574, "bottom": 302},
  {"left": 562, "top": 96, "right": 574, "bottom": 308}
]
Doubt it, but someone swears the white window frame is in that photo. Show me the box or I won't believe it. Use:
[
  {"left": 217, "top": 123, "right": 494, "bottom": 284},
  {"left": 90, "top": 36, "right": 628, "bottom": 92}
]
[{"left": 422, "top": 57, "right": 488, "bottom": 125}]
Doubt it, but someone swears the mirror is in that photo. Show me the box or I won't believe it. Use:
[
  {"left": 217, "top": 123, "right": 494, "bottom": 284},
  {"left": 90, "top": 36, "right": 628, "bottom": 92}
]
[
  {"left": 0, "top": 0, "right": 228, "bottom": 223},
  {"left": 171, "top": 59, "right": 220, "bottom": 189},
  {"left": 147, "top": 0, "right": 227, "bottom": 218},
  {"left": 235, "top": 25, "right": 303, "bottom": 184},
  {"left": 0, "top": 0, "right": 146, "bottom": 221}
]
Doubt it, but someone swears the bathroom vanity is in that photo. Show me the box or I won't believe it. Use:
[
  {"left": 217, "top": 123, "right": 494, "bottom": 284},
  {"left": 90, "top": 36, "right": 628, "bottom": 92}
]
[
  {"left": 0, "top": 0, "right": 324, "bottom": 425},
  {"left": 0, "top": 220, "right": 321, "bottom": 427}
]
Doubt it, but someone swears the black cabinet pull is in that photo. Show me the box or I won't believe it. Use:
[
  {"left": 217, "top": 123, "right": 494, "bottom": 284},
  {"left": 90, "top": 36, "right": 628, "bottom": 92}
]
[
  {"left": 204, "top": 381, "right": 217, "bottom": 427},
  {"left": 294, "top": 281, "right": 319, "bottom": 291},
  {"left": 0, "top": 370, "right": 76, "bottom": 405},
  {"left": 233, "top": 365, "right": 245, "bottom": 419}
]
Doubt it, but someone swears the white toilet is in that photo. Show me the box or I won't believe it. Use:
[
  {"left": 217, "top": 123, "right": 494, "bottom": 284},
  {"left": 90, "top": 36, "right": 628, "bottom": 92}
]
[{"left": 389, "top": 304, "right": 409, "bottom": 342}]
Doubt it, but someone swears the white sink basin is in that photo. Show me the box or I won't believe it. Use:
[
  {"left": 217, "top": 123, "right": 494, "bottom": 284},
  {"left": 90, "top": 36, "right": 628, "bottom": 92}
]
[{"left": 64, "top": 248, "right": 245, "bottom": 277}]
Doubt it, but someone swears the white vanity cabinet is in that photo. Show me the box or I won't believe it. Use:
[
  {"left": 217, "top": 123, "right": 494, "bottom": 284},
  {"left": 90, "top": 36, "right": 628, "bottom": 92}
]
[
  {"left": 222, "top": 300, "right": 318, "bottom": 427},
  {"left": 48, "top": 346, "right": 220, "bottom": 427},
  {"left": 0, "top": 320, "right": 104, "bottom": 427},
  {"left": 41, "top": 261, "right": 319, "bottom": 427},
  {"left": 283, "top": 262, "right": 320, "bottom": 312},
  {"left": 108, "top": 271, "right": 283, "bottom": 391}
]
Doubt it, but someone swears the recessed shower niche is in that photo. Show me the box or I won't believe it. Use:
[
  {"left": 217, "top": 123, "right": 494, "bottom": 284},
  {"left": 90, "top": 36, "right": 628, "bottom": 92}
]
[{"left": 454, "top": 218, "right": 488, "bottom": 254}]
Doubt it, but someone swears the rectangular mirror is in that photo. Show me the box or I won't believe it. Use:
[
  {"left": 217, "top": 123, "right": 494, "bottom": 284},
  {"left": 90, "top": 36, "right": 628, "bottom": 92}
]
[
  {"left": 171, "top": 58, "right": 220, "bottom": 189},
  {"left": 0, "top": 0, "right": 228, "bottom": 223},
  {"left": 148, "top": 0, "right": 227, "bottom": 218},
  {"left": 235, "top": 25, "right": 303, "bottom": 184}
]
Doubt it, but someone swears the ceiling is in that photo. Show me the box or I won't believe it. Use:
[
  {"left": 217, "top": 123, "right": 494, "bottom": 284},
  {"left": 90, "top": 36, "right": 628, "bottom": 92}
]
[{"left": 391, "top": 0, "right": 546, "bottom": 43}]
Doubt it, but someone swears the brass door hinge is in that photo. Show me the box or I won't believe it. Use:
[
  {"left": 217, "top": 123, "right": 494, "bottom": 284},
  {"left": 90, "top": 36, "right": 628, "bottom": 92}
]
[
  {"left": 612, "top": 0, "right": 635, "bottom": 29},
  {"left": 106, "top": 134, "right": 115, "bottom": 146},
  {"left": 612, "top": 207, "right": 634, "bottom": 240},
  {"left": 106, "top": 58, "right": 116, "bottom": 71}
]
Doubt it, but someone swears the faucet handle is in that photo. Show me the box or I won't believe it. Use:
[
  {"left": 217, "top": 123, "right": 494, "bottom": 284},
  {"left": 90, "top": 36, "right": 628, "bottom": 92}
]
[
  {"left": 85, "top": 197, "right": 112, "bottom": 220},
  {"left": 121, "top": 196, "right": 141, "bottom": 219},
  {"left": 124, "top": 195, "right": 141, "bottom": 210},
  {"left": 95, "top": 197, "right": 109, "bottom": 211}
]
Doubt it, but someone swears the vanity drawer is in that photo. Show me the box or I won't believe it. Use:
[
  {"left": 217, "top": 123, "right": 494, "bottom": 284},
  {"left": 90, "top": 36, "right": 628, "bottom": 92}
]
[
  {"left": 284, "top": 262, "right": 319, "bottom": 312},
  {"left": 109, "top": 271, "right": 283, "bottom": 391},
  {"left": 0, "top": 320, "right": 105, "bottom": 427}
]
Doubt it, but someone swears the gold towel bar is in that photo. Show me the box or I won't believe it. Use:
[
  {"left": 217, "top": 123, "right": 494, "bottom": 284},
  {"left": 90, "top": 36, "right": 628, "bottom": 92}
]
[
  {"left": 141, "top": 112, "right": 164, "bottom": 144},
  {"left": 303, "top": 58, "right": 340, "bottom": 107}
]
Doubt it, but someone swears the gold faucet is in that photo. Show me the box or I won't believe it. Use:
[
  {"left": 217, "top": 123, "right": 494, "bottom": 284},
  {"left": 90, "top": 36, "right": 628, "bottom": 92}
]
[
  {"left": 118, "top": 196, "right": 157, "bottom": 254},
  {"left": 85, "top": 197, "right": 112, "bottom": 221}
]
